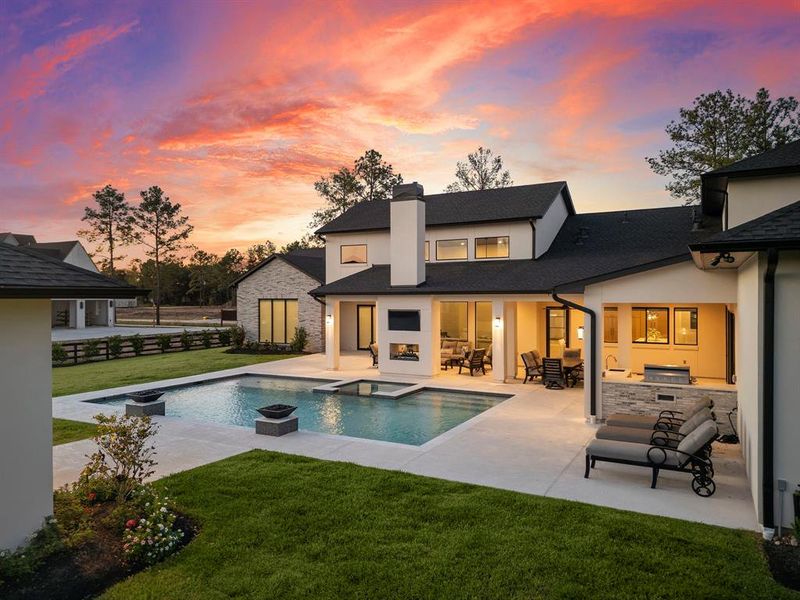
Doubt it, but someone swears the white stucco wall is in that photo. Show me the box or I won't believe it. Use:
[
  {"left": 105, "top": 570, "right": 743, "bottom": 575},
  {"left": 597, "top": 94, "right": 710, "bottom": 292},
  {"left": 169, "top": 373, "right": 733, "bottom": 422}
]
[
  {"left": 535, "top": 191, "right": 570, "bottom": 258},
  {"left": 0, "top": 300, "right": 53, "bottom": 551},
  {"left": 64, "top": 243, "right": 100, "bottom": 273},
  {"left": 390, "top": 198, "right": 425, "bottom": 286},
  {"left": 325, "top": 231, "right": 391, "bottom": 284},
  {"left": 726, "top": 174, "right": 800, "bottom": 229},
  {"left": 773, "top": 250, "right": 800, "bottom": 528}
]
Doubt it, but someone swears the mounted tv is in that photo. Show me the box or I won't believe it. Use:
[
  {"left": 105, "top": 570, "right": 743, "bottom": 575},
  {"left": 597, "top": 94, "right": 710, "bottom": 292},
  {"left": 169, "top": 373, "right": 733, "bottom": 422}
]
[{"left": 388, "top": 310, "right": 421, "bottom": 332}]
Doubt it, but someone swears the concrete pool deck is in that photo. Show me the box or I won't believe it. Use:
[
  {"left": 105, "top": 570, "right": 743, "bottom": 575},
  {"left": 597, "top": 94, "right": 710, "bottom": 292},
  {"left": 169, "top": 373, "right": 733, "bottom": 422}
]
[{"left": 53, "top": 352, "right": 758, "bottom": 531}]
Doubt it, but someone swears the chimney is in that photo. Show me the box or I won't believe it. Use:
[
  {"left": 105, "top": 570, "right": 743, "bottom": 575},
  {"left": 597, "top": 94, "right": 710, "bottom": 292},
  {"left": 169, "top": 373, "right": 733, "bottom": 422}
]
[{"left": 390, "top": 182, "right": 425, "bottom": 286}]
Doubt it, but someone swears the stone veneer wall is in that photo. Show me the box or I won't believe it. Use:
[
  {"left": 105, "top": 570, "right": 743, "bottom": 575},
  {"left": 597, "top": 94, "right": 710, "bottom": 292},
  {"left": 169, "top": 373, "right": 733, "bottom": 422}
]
[
  {"left": 602, "top": 382, "right": 737, "bottom": 435},
  {"left": 236, "top": 258, "right": 324, "bottom": 353}
]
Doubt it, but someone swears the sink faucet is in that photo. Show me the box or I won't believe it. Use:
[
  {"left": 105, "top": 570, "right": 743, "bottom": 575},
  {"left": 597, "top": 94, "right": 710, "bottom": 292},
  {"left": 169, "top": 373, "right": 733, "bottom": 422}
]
[{"left": 605, "top": 354, "right": 617, "bottom": 370}]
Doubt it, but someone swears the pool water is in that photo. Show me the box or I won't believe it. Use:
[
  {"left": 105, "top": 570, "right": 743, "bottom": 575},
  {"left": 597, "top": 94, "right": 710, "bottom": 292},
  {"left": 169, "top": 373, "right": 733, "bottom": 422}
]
[{"left": 90, "top": 376, "right": 508, "bottom": 446}]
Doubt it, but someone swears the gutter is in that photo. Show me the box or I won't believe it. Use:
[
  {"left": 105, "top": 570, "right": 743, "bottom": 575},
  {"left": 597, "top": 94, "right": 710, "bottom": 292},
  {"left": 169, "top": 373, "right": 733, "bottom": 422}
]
[
  {"left": 762, "top": 248, "right": 779, "bottom": 532},
  {"left": 529, "top": 219, "right": 536, "bottom": 259},
  {"left": 551, "top": 291, "right": 597, "bottom": 418}
]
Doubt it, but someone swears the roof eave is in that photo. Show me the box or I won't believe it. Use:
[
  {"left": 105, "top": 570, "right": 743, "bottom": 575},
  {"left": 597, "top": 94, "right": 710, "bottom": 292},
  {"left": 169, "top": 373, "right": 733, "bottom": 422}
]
[{"left": 0, "top": 286, "right": 148, "bottom": 299}]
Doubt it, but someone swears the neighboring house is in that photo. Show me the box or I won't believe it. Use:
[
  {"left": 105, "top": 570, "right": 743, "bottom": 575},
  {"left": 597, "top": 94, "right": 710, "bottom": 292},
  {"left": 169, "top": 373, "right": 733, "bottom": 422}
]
[
  {"left": 233, "top": 248, "right": 325, "bottom": 352},
  {"left": 310, "top": 139, "right": 800, "bottom": 535},
  {"left": 0, "top": 233, "right": 130, "bottom": 329},
  {"left": 0, "top": 242, "right": 142, "bottom": 550}
]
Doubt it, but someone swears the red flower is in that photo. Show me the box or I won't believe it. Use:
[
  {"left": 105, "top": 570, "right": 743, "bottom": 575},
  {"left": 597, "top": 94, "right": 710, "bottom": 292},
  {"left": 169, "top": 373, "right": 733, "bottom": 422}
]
[
  {"left": 86, "top": 491, "right": 97, "bottom": 502},
  {"left": 126, "top": 519, "right": 138, "bottom": 529}
]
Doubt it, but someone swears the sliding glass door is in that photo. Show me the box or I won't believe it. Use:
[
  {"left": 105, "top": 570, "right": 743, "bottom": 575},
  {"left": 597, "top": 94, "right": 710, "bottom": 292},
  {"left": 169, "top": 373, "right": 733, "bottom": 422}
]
[{"left": 546, "top": 307, "right": 569, "bottom": 357}]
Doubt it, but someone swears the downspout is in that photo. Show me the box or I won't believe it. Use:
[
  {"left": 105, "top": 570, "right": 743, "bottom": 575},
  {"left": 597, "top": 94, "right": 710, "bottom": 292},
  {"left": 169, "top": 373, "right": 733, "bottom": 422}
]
[
  {"left": 551, "top": 291, "right": 597, "bottom": 419},
  {"left": 762, "top": 248, "right": 779, "bottom": 532}
]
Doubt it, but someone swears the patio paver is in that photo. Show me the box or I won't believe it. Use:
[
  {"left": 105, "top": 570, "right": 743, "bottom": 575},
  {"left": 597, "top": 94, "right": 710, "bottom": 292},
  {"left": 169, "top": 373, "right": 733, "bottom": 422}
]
[{"left": 53, "top": 352, "right": 758, "bottom": 530}]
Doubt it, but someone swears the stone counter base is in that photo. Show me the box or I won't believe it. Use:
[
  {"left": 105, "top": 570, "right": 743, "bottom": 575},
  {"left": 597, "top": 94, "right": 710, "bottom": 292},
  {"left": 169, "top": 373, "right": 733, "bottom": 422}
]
[{"left": 601, "top": 382, "right": 737, "bottom": 435}]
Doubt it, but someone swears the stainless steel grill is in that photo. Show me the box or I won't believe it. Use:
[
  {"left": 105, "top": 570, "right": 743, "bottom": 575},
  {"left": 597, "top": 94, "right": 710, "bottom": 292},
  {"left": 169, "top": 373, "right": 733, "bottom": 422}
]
[{"left": 643, "top": 364, "right": 691, "bottom": 385}]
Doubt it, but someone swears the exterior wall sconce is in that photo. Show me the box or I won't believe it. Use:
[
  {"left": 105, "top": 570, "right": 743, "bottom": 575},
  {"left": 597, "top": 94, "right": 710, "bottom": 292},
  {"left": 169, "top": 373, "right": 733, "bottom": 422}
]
[
  {"left": 326, "top": 315, "right": 334, "bottom": 325},
  {"left": 493, "top": 316, "right": 502, "bottom": 329},
  {"left": 577, "top": 326, "right": 585, "bottom": 340}
]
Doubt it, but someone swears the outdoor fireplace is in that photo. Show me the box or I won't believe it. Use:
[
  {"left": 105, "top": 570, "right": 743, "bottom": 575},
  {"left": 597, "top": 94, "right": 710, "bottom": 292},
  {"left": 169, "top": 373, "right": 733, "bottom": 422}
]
[{"left": 389, "top": 343, "right": 419, "bottom": 361}]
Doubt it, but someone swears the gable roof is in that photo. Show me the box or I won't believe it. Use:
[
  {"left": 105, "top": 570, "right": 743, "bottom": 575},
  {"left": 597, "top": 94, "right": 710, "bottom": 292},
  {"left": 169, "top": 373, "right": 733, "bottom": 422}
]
[
  {"left": 701, "top": 140, "right": 800, "bottom": 216},
  {"left": 26, "top": 240, "right": 82, "bottom": 261},
  {"left": 315, "top": 182, "right": 574, "bottom": 235},
  {"left": 311, "top": 206, "right": 719, "bottom": 296},
  {"left": 0, "top": 243, "right": 144, "bottom": 299},
  {"left": 690, "top": 199, "right": 800, "bottom": 252},
  {"left": 0, "top": 233, "right": 37, "bottom": 247},
  {"left": 232, "top": 248, "right": 325, "bottom": 287}
]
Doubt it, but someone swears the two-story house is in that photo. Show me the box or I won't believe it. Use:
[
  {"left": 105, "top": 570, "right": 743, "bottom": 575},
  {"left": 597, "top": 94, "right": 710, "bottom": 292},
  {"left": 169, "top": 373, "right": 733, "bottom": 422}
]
[{"left": 309, "top": 140, "right": 800, "bottom": 536}]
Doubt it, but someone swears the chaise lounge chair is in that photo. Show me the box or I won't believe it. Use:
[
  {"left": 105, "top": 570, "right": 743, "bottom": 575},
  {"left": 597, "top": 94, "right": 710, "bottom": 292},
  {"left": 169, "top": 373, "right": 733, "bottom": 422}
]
[
  {"left": 595, "top": 408, "right": 715, "bottom": 448},
  {"left": 604, "top": 397, "right": 714, "bottom": 431},
  {"left": 585, "top": 420, "right": 718, "bottom": 497}
]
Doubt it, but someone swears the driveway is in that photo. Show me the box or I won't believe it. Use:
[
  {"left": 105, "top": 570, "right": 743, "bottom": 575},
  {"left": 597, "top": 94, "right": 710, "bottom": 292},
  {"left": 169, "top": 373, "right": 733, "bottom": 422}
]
[{"left": 51, "top": 325, "right": 217, "bottom": 342}]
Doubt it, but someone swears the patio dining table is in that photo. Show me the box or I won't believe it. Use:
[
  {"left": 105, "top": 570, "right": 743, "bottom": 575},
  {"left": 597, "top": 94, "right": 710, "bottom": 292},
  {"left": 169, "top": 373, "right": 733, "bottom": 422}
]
[{"left": 562, "top": 358, "right": 584, "bottom": 387}]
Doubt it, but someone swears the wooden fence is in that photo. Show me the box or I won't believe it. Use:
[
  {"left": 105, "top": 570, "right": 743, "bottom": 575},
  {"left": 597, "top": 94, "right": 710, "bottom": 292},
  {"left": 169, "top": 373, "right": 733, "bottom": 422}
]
[{"left": 52, "top": 329, "right": 231, "bottom": 366}]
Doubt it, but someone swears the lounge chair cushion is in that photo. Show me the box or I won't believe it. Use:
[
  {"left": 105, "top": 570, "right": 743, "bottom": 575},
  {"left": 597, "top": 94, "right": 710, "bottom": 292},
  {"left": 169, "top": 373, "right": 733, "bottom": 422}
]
[
  {"left": 596, "top": 408, "right": 713, "bottom": 445},
  {"left": 587, "top": 438, "right": 681, "bottom": 467},
  {"left": 605, "top": 397, "right": 713, "bottom": 429},
  {"left": 676, "top": 420, "right": 717, "bottom": 457},
  {"left": 678, "top": 408, "right": 713, "bottom": 435}
]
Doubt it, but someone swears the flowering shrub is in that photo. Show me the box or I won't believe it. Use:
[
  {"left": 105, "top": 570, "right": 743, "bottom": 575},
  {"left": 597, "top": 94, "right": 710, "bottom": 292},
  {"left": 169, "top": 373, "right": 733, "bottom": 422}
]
[
  {"left": 79, "top": 414, "right": 158, "bottom": 503},
  {"left": 122, "top": 487, "right": 183, "bottom": 565}
]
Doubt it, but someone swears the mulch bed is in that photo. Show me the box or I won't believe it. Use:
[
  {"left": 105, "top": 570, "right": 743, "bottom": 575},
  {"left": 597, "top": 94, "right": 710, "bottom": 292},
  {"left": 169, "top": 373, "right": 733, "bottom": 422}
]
[
  {"left": 764, "top": 539, "right": 800, "bottom": 592},
  {"left": 3, "top": 514, "right": 197, "bottom": 600}
]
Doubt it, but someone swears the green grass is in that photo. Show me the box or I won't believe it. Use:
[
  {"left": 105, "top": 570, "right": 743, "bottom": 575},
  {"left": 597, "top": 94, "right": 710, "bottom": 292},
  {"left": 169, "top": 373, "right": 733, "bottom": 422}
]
[
  {"left": 101, "top": 451, "right": 796, "bottom": 600},
  {"left": 53, "top": 347, "right": 298, "bottom": 396},
  {"left": 52, "top": 418, "right": 97, "bottom": 445}
]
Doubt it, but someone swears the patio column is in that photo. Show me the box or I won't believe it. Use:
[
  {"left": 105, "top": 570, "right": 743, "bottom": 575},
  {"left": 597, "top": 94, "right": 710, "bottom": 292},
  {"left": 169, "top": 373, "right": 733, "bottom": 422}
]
[
  {"left": 325, "top": 298, "right": 340, "bottom": 370},
  {"left": 492, "top": 299, "right": 505, "bottom": 382},
  {"left": 75, "top": 299, "right": 86, "bottom": 329}
]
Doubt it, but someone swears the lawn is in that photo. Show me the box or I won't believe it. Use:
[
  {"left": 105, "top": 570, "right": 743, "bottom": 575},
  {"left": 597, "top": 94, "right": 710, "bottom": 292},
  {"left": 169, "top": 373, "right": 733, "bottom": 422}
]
[
  {"left": 53, "top": 347, "right": 298, "bottom": 396},
  {"left": 52, "top": 418, "right": 97, "bottom": 445},
  {"left": 101, "top": 451, "right": 796, "bottom": 600}
]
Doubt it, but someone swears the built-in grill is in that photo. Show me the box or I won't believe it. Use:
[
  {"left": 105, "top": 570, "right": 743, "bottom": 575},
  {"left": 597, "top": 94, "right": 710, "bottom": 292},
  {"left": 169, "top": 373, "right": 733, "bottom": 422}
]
[{"left": 643, "top": 364, "right": 691, "bottom": 385}]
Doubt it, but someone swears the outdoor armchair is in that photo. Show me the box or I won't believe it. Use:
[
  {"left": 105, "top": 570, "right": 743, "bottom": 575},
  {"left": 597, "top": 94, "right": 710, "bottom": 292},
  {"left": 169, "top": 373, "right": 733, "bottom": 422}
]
[
  {"left": 541, "top": 357, "right": 565, "bottom": 389},
  {"left": 520, "top": 351, "right": 542, "bottom": 383},
  {"left": 585, "top": 420, "right": 718, "bottom": 497},
  {"left": 368, "top": 343, "right": 379, "bottom": 367},
  {"left": 459, "top": 348, "right": 486, "bottom": 376}
]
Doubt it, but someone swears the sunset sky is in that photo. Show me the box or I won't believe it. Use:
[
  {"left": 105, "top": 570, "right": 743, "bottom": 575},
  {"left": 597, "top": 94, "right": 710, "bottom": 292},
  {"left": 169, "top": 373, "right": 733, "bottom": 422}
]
[{"left": 1, "top": 0, "right": 798, "bottom": 260}]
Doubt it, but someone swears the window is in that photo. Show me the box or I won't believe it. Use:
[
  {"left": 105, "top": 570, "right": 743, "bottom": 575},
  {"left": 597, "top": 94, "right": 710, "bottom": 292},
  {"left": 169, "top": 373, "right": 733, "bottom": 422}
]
[
  {"left": 475, "top": 236, "right": 509, "bottom": 259},
  {"left": 632, "top": 307, "right": 669, "bottom": 344},
  {"left": 604, "top": 307, "right": 618, "bottom": 344},
  {"left": 259, "top": 299, "right": 298, "bottom": 344},
  {"left": 436, "top": 239, "right": 468, "bottom": 261},
  {"left": 340, "top": 244, "right": 367, "bottom": 264},
  {"left": 674, "top": 308, "right": 698, "bottom": 345},
  {"left": 475, "top": 302, "right": 492, "bottom": 347},
  {"left": 440, "top": 301, "right": 468, "bottom": 339},
  {"left": 424, "top": 241, "right": 429, "bottom": 262}
]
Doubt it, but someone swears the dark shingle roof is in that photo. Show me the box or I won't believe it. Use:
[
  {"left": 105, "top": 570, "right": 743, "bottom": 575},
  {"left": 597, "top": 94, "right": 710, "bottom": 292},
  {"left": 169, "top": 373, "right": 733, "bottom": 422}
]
[
  {"left": 315, "top": 182, "right": 573, "bottom": 234},
  {"left": 706, "top": 139, "right": 800, "bottom": 177},
  {"left": 312, "top": 206, "right": 719, "bottom": 296},
  {"left": 690, "top": 200, "right": 800, "bottom": 252},
  {"left": 0, "top": 233, "right": 37, "bottom": 246},
  {"left": 0, "top": 243, "right": 143, "bottom": 298},
  {"left": 232, "top": 248, "right": 325, "bottom": 286}
]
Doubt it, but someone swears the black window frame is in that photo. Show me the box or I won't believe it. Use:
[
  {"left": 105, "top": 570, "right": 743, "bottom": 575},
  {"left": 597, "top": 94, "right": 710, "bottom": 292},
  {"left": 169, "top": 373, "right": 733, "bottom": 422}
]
[
  {"left": 340, "top": 244, "right": 367, "bottom": 265},
  {"left": 673, "top": 307, "right": 698, "bottom": 346},
  {"left": 475, "top": 236, "right": 510, "bottom": 259},
  {"left": 435, "top": 238, "right": 468, "bottom": 261},
  {"left": 632, "top": 307, "right": 670, "bottom": 345},
  {"left": 258, "top": 298, "right": 299, "bottom": 344},
  {"left": 603, "top": 307, "right": 618, "bottom": 344}
]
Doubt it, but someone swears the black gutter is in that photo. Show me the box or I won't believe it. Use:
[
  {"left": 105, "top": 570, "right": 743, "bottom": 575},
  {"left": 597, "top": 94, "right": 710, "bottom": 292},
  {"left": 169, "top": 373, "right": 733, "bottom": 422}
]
[
  {"left": 529, "top": 219, "right": 536, "bottom": 258},
  {"left": 551, "top": 291, "right": 597, "bottom": 418},
  {"left": 762, "top": 248, "right": 779, "bottom": 530}
]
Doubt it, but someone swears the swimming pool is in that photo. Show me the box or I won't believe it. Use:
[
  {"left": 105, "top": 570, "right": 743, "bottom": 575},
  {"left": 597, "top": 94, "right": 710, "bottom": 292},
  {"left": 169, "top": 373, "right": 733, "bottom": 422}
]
[{"left": 89, "top": 376, "right": 510, "bottom": 446}]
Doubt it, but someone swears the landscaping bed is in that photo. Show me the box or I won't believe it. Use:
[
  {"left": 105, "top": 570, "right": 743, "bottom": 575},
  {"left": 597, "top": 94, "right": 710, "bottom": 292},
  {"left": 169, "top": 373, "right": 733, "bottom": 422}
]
[{"left": 766, "top": 537, "right": 800, "bottom": 592}]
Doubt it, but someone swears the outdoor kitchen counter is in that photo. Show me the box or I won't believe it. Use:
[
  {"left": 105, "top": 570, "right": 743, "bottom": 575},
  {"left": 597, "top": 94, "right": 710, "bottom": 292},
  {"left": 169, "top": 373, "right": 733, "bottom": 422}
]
[
  {"left": 600, "top": 377, "right": 738, "bottom": 434},
  {"left": 603, "top": 375, "right": 736, "bottom": 392}
]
